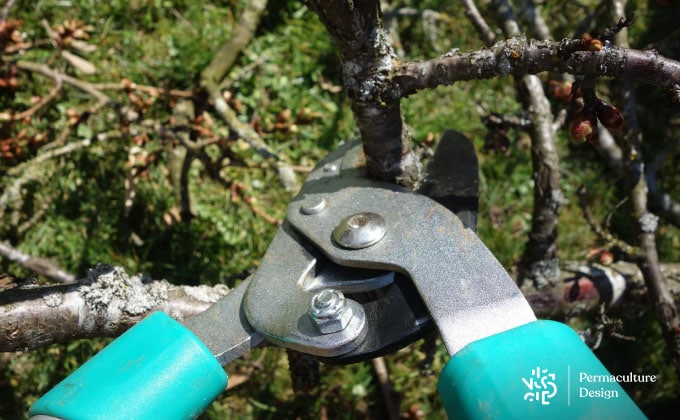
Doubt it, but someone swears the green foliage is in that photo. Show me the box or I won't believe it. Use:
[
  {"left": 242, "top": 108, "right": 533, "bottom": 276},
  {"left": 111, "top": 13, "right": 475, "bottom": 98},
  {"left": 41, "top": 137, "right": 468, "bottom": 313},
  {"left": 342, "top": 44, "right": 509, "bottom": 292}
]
[{"left": 2, "top": 0, "right": 680, "bottom": 418}]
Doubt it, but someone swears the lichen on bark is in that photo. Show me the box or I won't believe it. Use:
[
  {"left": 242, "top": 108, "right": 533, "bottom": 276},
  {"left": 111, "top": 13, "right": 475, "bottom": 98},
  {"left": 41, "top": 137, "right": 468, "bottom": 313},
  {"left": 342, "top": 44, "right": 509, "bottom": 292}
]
[{"left": 308, "top": 0, "right": 419, "bottom": 184}]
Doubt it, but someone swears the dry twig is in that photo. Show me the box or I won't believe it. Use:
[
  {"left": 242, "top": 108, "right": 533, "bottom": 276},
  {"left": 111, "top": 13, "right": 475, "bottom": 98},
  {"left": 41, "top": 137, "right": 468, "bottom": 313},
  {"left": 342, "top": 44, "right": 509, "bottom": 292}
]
[
  {"left": 16, "top": 61, "right": 113, "bottom": 105},
  {"left": 0, "top": 0, "right": 17, "bottom": 23},
  {"left": 372, "top": 357, "right": 400, "bottom": 420},
  {"left": 0, "top": 241, "right": 75, "bottom": 284},
  {"left": 461, "top": 0, "right": 496, "bottom": 46},
  {"left": 576, "top": 185, "right": 643, "bottom": 259}
]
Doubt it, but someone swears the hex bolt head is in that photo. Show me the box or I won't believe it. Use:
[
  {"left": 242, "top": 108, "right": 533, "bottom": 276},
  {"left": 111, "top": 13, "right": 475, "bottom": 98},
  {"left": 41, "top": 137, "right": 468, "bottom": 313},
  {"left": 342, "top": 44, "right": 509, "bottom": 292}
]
[
  {"left": 332, "top": 212, "right": 386, "bottom": 249},
  {"left": 301, "top": 197, "right": 327, "bottom": 215},
  {"left": 309, "top": 289, "right": 353, "bottom": 334}
]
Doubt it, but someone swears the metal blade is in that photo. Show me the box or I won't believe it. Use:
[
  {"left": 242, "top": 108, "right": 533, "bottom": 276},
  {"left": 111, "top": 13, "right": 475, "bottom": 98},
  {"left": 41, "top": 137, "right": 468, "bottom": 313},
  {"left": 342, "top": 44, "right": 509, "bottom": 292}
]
[
  {"left": 417, "top": 129, "right": 479, "bottom": 231},
  {"left": 183, "top": 277, "right": 263, "bottom": 365}
]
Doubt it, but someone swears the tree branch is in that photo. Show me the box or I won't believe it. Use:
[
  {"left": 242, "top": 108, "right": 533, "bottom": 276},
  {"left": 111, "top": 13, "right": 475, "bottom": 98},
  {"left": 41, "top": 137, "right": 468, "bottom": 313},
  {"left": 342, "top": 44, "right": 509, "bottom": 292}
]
[
  {"left": 461, "top": 0, "right": 496, "bottom": 46},
  {"left": 516, "top": 0, "right": 551, "bottom": 41},
  {"left": 198, "top": 0, "right": 298, "bottom": 192},
  {"left": 198, "top": 0, "right": 275, "bottom": 160},
  {"left": 15, "top": 60, "right": 113, "bottom": 105},
  {"left": 485, "top": 0, "right": 563, "bottom": 286},
  {"left": 596, "top": 125, "right": 680, "bottom": 229},
  {"left": 0, "top": 241, "right": 75, "bottom": 284},
  {"left": 645, "top": 140, "right": 680, "bottom": 228},
  {"left": 517, "top": 71, "right": 563, "bottom": 283},
  {"left": 0, "top": 265, "right": 229, "bottom": 352},
  {"left": 200, "top": 0, "right": 267, "bottom": 93},
  {"left": 372, "top": 356, "right": 400, "bottom": 420},
  {"left": 0, "top": 79, "right": 63, "bottom": 122},
  {"left": 391, "top": 39, "right": 680, "bottom": 101},
  {"left": 648, "top": 174, "right": 680, "bottom": 228},
  {"left": 0, "top": 0, "right": 17, "bottom": 23},
  {"left": 3, "top": 261, "right": 680, "bottom": 353},
  {"left": 308, "top": 0, "right": 419, "bottom": 185}
]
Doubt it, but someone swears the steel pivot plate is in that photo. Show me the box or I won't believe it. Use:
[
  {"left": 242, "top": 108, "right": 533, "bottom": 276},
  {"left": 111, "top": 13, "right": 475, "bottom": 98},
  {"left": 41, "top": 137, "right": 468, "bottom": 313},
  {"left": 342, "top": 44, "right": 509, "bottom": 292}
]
[{"left": 244, "top": 140, "right": 536, "bottom": 357}]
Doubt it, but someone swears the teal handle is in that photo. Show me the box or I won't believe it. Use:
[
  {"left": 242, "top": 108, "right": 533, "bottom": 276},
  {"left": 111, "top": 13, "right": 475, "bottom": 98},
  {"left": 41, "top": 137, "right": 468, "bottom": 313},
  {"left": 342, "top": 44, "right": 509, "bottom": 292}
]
[
  {"left": 30, "top": 311, "right": 228, "bottom": 420},
  {"left": 438, "top": 320, "right": 645, "bottom": 419}
]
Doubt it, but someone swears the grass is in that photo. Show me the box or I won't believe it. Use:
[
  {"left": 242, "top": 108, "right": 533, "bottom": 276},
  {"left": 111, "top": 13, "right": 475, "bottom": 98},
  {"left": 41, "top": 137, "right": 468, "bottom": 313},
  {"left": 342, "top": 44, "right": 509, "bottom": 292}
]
[{"left": 1, "top": 0, "right": 680, "bottom": 418}]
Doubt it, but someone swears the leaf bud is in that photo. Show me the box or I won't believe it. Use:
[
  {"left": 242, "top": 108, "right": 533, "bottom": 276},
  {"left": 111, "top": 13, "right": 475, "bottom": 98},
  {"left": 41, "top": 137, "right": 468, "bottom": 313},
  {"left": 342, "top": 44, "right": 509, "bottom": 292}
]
[
  {"left": 598, "top": 250, "right": 614, "bottom": 265},
  {"left": 596, "top": 101, "right": 625, "bottom": 134},
  {"left": 548, "top": 80, "right": 573, "bottom": 103},
  {"left": 588, "top": 39, "right": 603, "bottom": 52},
  {"left": 569, "top": 112, "right": 595, "bottom": 144}
]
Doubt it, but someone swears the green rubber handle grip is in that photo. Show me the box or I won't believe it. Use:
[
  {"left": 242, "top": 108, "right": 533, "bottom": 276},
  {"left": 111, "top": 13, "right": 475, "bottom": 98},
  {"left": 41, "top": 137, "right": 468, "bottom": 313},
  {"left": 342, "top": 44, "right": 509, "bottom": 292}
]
[
  {"left": 30, "top": 311, "right": 228, "bottom": 420},
  {"left": 438, "top": 320, "right": 646, "bottom": 419}
]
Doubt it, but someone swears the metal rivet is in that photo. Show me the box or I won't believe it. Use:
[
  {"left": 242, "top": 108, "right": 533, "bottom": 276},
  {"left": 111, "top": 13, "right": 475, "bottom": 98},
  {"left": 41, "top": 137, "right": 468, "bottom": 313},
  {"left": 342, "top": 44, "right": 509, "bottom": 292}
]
[
  {"left": 333, "top": 212, "right": 386, "bottom": 249},
  {"left": 301, "top": 197, "right": 327, "bottom": 215},
  {"left": 309, "top": 289, "right": 352, "bottom": 334},
  {"left": 323, "top": 163, "right": 338, "bottom": 172}
]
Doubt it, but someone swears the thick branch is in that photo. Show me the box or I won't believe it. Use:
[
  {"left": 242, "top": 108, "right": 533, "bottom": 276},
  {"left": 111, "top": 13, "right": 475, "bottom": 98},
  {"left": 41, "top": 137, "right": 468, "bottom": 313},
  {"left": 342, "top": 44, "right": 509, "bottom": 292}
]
[
  {"left": 0, "top": 265, "right": 229, "bottom": 352},
  {"left": 517, "top": 72, "right": 563, "bottom": 282},
  {"left": 486, "top": 1, "right": 563, "bottom": 285},
  {"left": 3, "top": 261, "right": 680, "bottom": 352},
  {"left": 308, "top": 0, "right": 418, "bottom": 184},
  {"left": 392, "top": 39, "right": 680, "bottom": 100}
]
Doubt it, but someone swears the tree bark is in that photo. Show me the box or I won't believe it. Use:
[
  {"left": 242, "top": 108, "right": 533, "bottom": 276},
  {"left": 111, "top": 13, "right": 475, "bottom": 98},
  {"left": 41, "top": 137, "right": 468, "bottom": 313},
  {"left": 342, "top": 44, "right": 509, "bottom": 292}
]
[
  {"left": 0, "top": 265, "right": 229, "bottom": 352},
  {"left": 517, "top": 72, "right": 563, "bottom": 284},
  {"left": 308, "top": 0, "right": 419, "bottom": 185},
  {"left": 391, "top": 40, "right": 680, "bottom": 101},
  {"left": 487, "top": 0, "right": 563, "bottom": 285}
]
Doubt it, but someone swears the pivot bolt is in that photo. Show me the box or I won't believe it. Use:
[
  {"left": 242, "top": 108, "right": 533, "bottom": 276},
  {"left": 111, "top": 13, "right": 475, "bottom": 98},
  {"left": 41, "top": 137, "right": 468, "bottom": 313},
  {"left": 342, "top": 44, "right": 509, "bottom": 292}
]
[
  {"left": 309, "top": 289, "right": 353, "bottom": 334},
  {"left": 333, "top": 212, "right": 386, "bottom": 249}
]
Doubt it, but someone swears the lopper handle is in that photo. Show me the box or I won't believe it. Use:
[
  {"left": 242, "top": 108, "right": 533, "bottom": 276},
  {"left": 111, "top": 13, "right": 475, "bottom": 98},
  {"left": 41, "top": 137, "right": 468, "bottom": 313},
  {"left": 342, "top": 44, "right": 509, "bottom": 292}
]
[
  {"left": 29, "top": 311, "right": 227, "bottom": 420},
  {"left": 438, "top": 320, "right": 646, "bottom": 419}
]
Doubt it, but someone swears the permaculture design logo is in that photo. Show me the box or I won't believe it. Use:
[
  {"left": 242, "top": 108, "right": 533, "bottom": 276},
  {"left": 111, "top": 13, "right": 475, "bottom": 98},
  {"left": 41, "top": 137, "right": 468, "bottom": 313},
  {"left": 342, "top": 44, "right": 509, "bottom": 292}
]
[{"left": 522, "top": 366, "right": 558, "bottom": 405}]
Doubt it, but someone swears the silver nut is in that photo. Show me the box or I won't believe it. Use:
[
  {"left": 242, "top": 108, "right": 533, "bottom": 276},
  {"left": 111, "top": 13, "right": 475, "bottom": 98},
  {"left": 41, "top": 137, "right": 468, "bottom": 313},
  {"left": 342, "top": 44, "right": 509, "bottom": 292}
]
[{"left": 309, "top": 289, "right": 353, "bottom": 334}]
